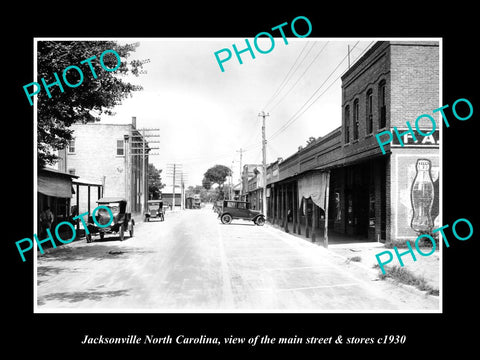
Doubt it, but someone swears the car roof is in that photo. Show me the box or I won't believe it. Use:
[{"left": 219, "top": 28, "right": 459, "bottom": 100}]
[
  {"left": 97, "top": 197, "right": 127, "bottom": 203},
  {"left": 147, "top": 200, "right": 163, "bottom": 203}
]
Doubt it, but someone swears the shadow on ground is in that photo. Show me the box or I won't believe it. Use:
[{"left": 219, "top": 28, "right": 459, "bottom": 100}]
[
  {"left": 38, "top": 243, "right": 154, "bottom": 262},
  {"left": 37, "top": 288, "right": 130, "bottom": 306}
]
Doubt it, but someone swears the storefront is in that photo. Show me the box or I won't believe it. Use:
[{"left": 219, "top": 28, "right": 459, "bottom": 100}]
[
  {"left": 37, "top": 168, "right": 78, "bottom": 237},
  {"left": 263, "top": 41, "right": 439, "bottom": 246}
]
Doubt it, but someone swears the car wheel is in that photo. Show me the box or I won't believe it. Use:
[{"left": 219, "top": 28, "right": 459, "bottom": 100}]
[
  {"left": 86, "top": 233, "right": 92, "bottom": 243},
  {"left": 221, "top": 214, "right": 232, "bottom": 224},
  {"left": 255, "top": 217, "right": 265, "bottom": 226},
  {"left": 129, "top": 226, "right": 134, "bottom": 238},
  {"left": 99, "top": 232, "right": 104, "bottom": 240},
  {"left": 119, "top": 225, "right": 125, "bottom": 241}
]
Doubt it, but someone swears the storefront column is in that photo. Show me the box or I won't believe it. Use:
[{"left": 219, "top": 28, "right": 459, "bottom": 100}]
[
  {"left": 275, "top": 185, "right": 280, "bottom": 226},
  {"left": 311, "top": 202, "right": 317, "bottom": 243},
  {"left": 280, "top": 184, "right": 284, "bottom": 227},
  {"left": 297, "top": 194, "right": 301, "bottom": 235},
  {"left": 284, "top": 184, "right": 289, "bottom": 233},
  {"left": 305, "top": 198, "right": 310, "bottom": 238},
  {"left": 76, "top": 184, "right": 80, "bottom": 231},
  {"left": 324, "top": 171, "right": 330, "bottom": 248},
  {"left": 273, "top": 186, "right": 277, "bottom": 224},
  {"left": 292, "top": 183, "right": 297, "bottom": 233},
  {"left": 87, "top": 185, "right": 91, "bottom": 215}
]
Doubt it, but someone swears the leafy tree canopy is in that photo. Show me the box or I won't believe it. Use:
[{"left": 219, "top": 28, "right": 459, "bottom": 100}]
[
  {"left": 203, "top": 164, "right": 231, "bottom": 188},
  {"left": 148, "top": 163, "right": 165, "bottom": 200},
  {"left": 37, "top": 40, "right": 148, "bottom": 168}
]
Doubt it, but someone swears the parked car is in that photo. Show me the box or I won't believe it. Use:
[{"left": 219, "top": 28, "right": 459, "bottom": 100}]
[
  {"left": 218, "top": 200, "right": 265, "bottom": 226},
  {"left": 86, "top": 197, "right": 134, "bottom": 242},
  {"left": 144, "top": 199, "right": 164, "bottom": 221},
  {"left": 193, "top": 194, "right": 201, "bottom": 209}
]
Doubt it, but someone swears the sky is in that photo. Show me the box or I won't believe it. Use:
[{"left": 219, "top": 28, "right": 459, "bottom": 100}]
[{"left": 98, "top": 38, "right": 375, "bottom": 188}]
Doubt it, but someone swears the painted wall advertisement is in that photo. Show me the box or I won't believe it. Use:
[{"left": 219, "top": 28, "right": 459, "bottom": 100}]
[{"left": 395, "top": 154, "right": 440, "bottom": 239}]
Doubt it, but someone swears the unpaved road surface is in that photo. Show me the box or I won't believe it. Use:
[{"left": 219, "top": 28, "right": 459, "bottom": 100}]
[{"left": 36, "top": 207, "right": 439, "bottom": 311}]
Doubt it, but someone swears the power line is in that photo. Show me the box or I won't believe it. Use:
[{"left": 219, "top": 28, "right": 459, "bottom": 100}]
[
  {"left": 262, "top": 41, "right": 313, "bottom": 110},
  {"left": 268, "top": 41, "right": 330, "bottom": 113},
  {"left": 286, "top": 41, "right": 376, "bottom": 130},
  {"left": 267, "top": 41, "right": 361, "bottom": 141}
]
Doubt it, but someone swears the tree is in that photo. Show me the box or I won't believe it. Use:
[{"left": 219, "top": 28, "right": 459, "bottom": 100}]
[
  {"left": 203, "top": 164, "right": 231, "bottom": 200},
  {"left": 36, "top": 40, "right": 148, "bottom": 168},
  {"left": 203, "top": 164, "right": 231, "bottom": 188},
  {"left": 202, "top": 177, "right": 212, "bottom": 190},
  {"left": 148, "top": 164, "right": 165, "bottom": 200}
]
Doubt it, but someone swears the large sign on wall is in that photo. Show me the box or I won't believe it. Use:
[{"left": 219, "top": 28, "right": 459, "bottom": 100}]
[
  {"left": 391, "top": 129, "right": 439, "bottom": 147},
  {"left": 394, "top": 153, "right": 440, "bottom": 239}
]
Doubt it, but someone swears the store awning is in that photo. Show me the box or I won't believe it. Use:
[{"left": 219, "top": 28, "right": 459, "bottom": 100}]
[
  {"left": 38, "top": 168, "right": 76, "bottom": 198},
  {"left": 298, "top": 171, "right": 330, "bottom": 211}
]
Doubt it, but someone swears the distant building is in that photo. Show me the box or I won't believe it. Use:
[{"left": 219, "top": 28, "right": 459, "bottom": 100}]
[
  {"left": 65, "top": 117, "right": 149, "bottom": 214},
  {"left": 162, "top": 191, "right": 182, "bottom": 209},
  {"left": 241, "top": 164, "right": 262, "bottom": 202}
]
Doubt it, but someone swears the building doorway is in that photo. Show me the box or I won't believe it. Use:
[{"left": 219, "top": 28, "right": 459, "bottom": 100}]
[{"left": 334, "top": 157, "right": 387, "bottom": 242}]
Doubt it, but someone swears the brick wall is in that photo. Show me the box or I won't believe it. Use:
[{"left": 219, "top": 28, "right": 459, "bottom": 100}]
[
  {"left": 390, "top": 41, "right": 440, "bottom": 129},
  {"left": 67, "top": 123, "right": 130, "bottom": 213},
  {"left": 388, "top": 42, "right": 440, "bottom": 244},
  {"left": 341, "top": 41, "right": 390, "bottom": 160}
]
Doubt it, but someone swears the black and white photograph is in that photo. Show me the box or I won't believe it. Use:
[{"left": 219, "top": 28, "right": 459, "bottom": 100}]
[
  {"left": 33, "top": 38, "right": 442, "bottom": 313},
  {"left": 6, "top": 7, "right": 478, "bottom": 356}
]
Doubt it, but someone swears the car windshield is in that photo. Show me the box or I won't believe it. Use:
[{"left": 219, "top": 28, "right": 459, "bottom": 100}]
[
  {"left": 106, "top": 203, "right": 120, "bottom": 214},
  {"left": 149, "top": 203, "right": 160, "bottom": 210}
]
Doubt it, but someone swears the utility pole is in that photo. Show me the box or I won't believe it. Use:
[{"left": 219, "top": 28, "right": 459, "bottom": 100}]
[
  {"left": 180, "top": 171, "right": 188, "bottom": 210},
  {"left": 230, "top": 160, "right": 234, "bottom": 200},
  {"left": 128, "top": 125, "right": 160, "bottom": 215},
  {"left": 166, "top": 163, "right": 183, "bottom": 210},
  {"left": 172, "top": 164, "right": 176, "bottom": 209},
  {"left": 236, "top": 148, "right": 243, "bottom": 192},
  {"left": 258, "top": 111, "right": 269, "bottom": 219}
]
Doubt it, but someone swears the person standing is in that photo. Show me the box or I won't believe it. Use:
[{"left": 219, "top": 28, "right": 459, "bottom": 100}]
[{"left": 40, "top": 206, "right": 54, "bottom": 238}]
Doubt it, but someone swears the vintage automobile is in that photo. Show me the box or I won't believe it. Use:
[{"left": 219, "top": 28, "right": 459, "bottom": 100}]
[
  {"left": 144, "top": 199, "right": 164, "bottom": 221},
  {"left": 85, "top": 197, "right": 134, "bottom": 242},
  {"left": 218, "top": 200, "right": 265, "bottom": 226}
]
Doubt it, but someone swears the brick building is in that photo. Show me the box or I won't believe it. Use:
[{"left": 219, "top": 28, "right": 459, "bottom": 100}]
[
  {"left": 265, "top": 40, "right": 440, "bottom": 245},
  {"left": 65, "top": 117, "right": 149, "bottom": 215}
]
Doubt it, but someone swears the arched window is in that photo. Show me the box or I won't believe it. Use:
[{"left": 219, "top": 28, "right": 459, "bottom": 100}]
[
  {"left": 344, "top": 105, "right": 350, "bottom": 143},
  {"left": 366, "top": 89, "right": 373, "bottom": 134},
  {"left": 379, "top": 80, "right": 386, "bottom": 128},
  {"left": 353, "top": 99, "right": 359, "bottom": 140}
]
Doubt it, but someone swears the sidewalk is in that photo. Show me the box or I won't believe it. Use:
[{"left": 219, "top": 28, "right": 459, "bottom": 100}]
[{"left": 267, "top": 221, "right": 440, "bottom": 295}]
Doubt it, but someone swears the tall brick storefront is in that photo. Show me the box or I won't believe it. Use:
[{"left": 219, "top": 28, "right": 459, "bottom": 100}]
[{"left": 263, "top": 40, "right": 440, "bottom": 245}]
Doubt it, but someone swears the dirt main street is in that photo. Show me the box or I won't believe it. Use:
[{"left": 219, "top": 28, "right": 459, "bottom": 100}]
[{"left": 36, "top": 207, "right": 439, "bottom": 312}]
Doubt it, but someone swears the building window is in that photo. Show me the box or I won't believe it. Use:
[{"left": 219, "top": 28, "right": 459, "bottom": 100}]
[
  {"left": 366, "top": 89, "right": 373, "bottom": 134},
  {"left": 116, "top": 139, "right": 124, "bottom": 156},
  {"left": 379, "top": 80, "right": 386, "bottom": 129},
  {"left": 68, "top": 139, "right": 75, "bottom": 153},
  {"left": 353, "top": 99, "right": 359, "bottom": 140},
  {"left": 344, "top": 105, "right": 350, "bottom": 143}
]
